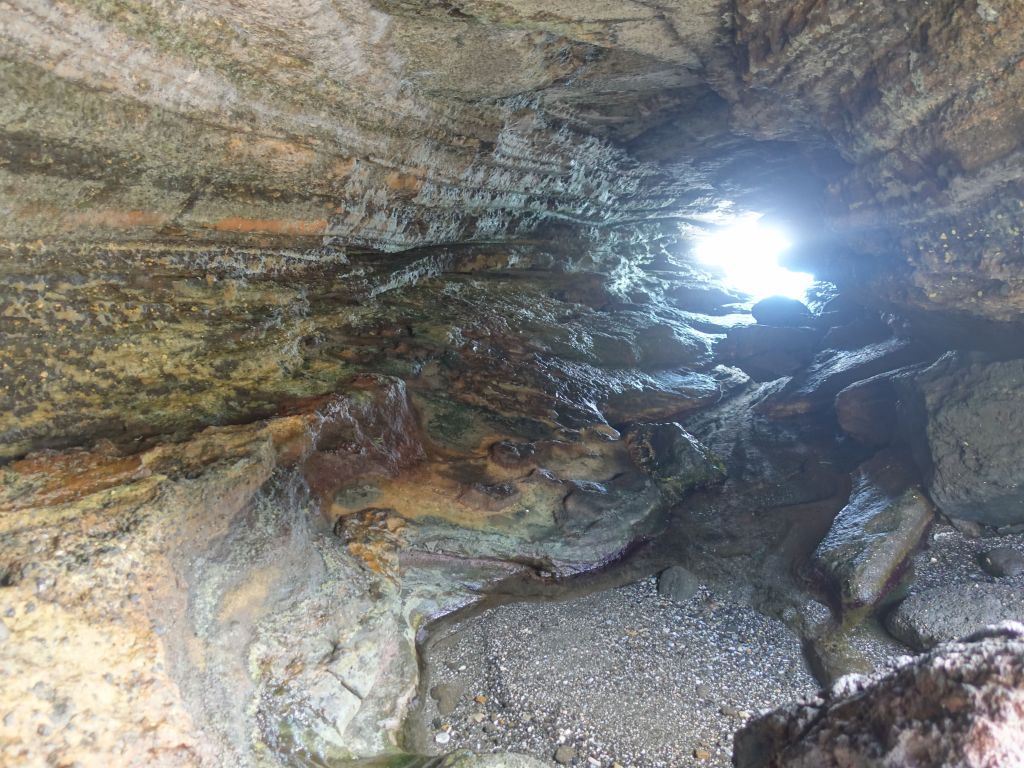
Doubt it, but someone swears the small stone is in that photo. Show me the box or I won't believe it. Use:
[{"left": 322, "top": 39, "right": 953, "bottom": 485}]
[
  {"left": 720, "top": 704, "right": 740, "bottom": 718},
  {"left": 470, "top": 712, "right": 485, "bottom": 723},
  {"left": 434, "top": 731, "right": 451, "bottom": 746},
  {"left": 978, "top": 547, "right": 1024, "bottom": 577},
  {"left": 657, "top": 566, "right": 701, "bottom": 604},
  {"left": 474, "top": 694, "right": 487, "bottom": 704},
  {"left": 554, "top": 745, "right": 576, "bottom": 764},
  {"left": 694, "top": 747, "right": 712, "bottom": 760},
  {"left": 430, "top": 682, "right": 464, "bottom": 716}
]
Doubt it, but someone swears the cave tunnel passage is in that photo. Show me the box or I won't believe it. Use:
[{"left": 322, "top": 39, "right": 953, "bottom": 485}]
[{"left": 4, "top": 2, "right": 1024, "bottom": 768}]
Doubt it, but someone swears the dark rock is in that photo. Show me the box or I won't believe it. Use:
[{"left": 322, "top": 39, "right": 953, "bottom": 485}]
[
  {"left": 665, "top": 284, "right": 746, "bottom": 315},
  {"left": 625, "top": 423, "right": 725, "bottom": 501},
  {"left": 885, "top": 584, "right": 1024, "bottom": 651},
  {"left": 833, "top": 364, "right": 938, "bottom": 447},
  {"left": 751, "top": 297, "right": 811, "bottom": 327},
  {"left": 656, "top": 566, "right": 701, "bottom": 604},
  {"left": 811, "top": 450, "right": 934, "bottom": 616},
  {"left": 909, "top": 353, "right": 1024, "bottom": 527},
  {"left": 821, "top": 315, "right": 891, "bottom": 351},
  {"left": 979, "top": 547, "right": 1024, "bottom": 577},
  {"left": 758, "top": 338, "right": 928, "bottom": 418},
  {"left": 717, "top": 324, "right": 819, "bottom": 381},
  {"left": 734, "top": 625, "right": 1024, "bottom": 768}
]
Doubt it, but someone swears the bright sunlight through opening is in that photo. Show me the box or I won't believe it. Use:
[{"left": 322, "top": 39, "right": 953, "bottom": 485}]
[{"left": 694, "top": 215, "right": 814, "bottom": 301}]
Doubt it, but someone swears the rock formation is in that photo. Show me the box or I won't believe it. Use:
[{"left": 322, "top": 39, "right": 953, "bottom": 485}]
[
  {"left": 734, "top": 624, "right": 1024, "bottom": 768},
  {"left": 2, "top": 1, "right": 1024, "bottom": 767}
]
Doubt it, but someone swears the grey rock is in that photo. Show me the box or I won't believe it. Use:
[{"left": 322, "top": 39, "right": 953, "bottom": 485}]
[
  {"left": 657, "top": 566, "right": 701, "bottom": 604},
  {"left": 910, "top": 353, "right": 1024, "bottom": 527},
  {"left": 758, "top": 337, "right": 926, "bottom": 417},
  {"left": 803, "top": 617, "right": 908, "bottom": 686},
  {"left": 554, "top": 745, "right": 576, "bottom": 764},
  {"left": 718, "top": 324, "right": 820, "bottom": 381},
  {"left": 979, "top": 547, "right": 1024, "bottom": 577},
  {"left": 735, "top": 624, "right": 1024, "bottom": 767},
  {"left": 885, "top": 583, "right": 1024, "bottom": 651},
  {"left": 811, "top": 450, "right": 934, "bottom": 615}
]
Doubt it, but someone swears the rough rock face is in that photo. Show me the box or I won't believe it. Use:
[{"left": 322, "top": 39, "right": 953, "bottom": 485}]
[
  {"left": 5, "top": 1, "right": 1024, "bottom": 766},
  {"left": 4, "top": 0, "right": 1024, "bottom": 325},
  {"left": 734, "top": 625, "right": 1024, "bottom": 768},
  {"left": 909, "top": 353, "right": 1024, "bottom": 528}
]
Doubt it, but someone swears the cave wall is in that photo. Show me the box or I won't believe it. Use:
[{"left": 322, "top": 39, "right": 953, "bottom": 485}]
[{"left": 4, "top": 1, "right": 1024, "bottom": 767}]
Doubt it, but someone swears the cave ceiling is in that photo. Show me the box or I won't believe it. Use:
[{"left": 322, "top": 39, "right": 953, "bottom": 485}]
[{"left": 3, "top": 0, "right": 1023, "bottom": 319}]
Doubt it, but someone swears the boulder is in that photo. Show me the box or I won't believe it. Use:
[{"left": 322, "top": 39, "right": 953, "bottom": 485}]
[
  {"left": 910, "top": 353, "right": 1024, "bottom": 527},
  {"left": 734, "top": 624, "right": 1024, "bottom": 768},
  {"left": 885, "top": 583, "right": 1024, "bottom": 651},
  {"left": 979, "top": 547, "right": 1024, "bottom": 577},
  {"left": 821, "top": 315, "right": 892, "bottom": 350},
  {"left": 758, "top": 337, "right": 927, "bottom": 417},
  {"left": 810, "top": 450, "right": 933, "bottom": 615},
  {"left": 751, "top": 296, "right": 811, "bottom": 326}
]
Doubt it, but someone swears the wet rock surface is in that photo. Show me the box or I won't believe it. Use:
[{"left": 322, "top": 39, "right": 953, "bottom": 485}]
[
  {"left": 734, "top": 625, "right": 1024, "bottom": 768},
  {"left": 810, "top": 450, "right": 934, "bottom": 616}
]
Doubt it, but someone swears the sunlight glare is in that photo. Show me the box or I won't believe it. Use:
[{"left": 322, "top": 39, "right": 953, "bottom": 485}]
[{"left": 693, "top": 216, "right": 814, "bottom": 301}]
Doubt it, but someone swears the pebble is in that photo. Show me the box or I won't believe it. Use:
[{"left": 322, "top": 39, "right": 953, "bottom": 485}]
[
  {"left": 554, "top": 745, "right": 576, "bottom": 764},
  {"left": 434, "top": 731, "right": 451, "bottom": 746},
  {"left": 979, "top": 547, "right": 1024, "bottom": 577},
  {"left": 694, "top": 747, "right": 712, "bottom": 760}
]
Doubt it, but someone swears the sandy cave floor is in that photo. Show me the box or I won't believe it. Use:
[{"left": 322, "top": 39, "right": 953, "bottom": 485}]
[{"left": 408, "top": 578, "right": 819, "bottom": 768}]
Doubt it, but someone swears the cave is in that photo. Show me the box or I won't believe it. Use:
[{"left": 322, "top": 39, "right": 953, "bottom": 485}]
[{"left": 4, "top": 1, "right": 1024, "bottom": 766}]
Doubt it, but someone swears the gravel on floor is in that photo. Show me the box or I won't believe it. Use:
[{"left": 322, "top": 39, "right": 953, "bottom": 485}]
[
  {"left": 910, "top": 523, "right": 1024, "bottom": 594},
  {"left": 412, "top": 578, "right": 818, "bottom": 768}
]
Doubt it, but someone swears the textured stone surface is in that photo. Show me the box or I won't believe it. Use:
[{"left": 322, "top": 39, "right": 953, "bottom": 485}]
[
  {"left": 811, "top": 450, "right": 934, "bottom": 615},
  {"left": 910, "top": 353, "right": 1024, "bottom": 527},
  {"left": 4, "top": 0, "right": 1024, "bottom": 324},
  {"left": 734, "top": 625, "right": 1024, "bottom": 768},
  {"left": 886, "top": 584, "right": 1024, "bottom": 652}
]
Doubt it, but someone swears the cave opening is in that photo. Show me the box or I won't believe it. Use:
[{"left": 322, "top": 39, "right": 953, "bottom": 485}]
[
  {"left": 691, "top": 214, "right": 814, "bottom": 301},
  {"left": 3, "top": 2, "right": 1024, "bottom": 768}
]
